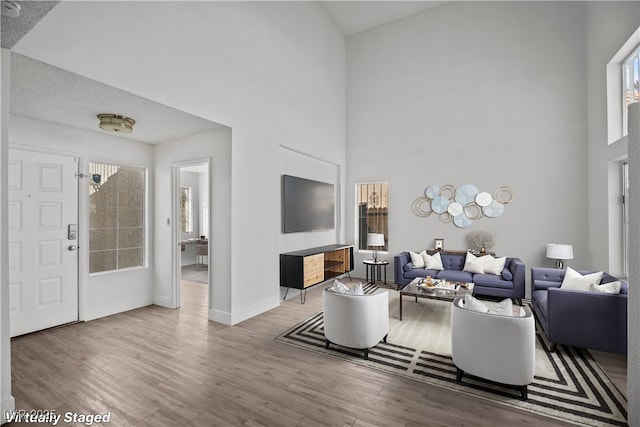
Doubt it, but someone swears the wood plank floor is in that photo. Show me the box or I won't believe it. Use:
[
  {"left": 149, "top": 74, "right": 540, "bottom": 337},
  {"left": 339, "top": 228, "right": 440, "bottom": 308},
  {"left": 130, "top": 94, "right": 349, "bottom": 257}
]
[{"left": 8, "top": 279, "right": 626, "bottom": 426}]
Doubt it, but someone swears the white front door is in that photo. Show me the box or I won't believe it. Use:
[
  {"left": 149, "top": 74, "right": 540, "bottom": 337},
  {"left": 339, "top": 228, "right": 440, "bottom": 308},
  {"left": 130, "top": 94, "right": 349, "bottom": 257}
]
[{"left": 8, "top": 149, "right": 79, "bottom": 337}]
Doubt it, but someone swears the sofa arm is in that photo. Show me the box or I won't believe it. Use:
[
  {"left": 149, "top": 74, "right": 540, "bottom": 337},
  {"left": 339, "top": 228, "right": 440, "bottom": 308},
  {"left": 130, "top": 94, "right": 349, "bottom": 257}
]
[
  {"left": 508, "top": 258, "right": 525, "bottom": 299},
  {"left": 547, "top": 288, "right": 627, "bottom": 354},
  {"left": 394, "top": 252, "right": 411, "bottom": 287}
]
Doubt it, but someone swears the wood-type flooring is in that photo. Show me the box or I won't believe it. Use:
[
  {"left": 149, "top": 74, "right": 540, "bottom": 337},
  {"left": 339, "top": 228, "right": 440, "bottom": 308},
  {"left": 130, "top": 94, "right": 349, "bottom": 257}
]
[{"left": 9, "top": 279, "right": 627, "bottom": 426}]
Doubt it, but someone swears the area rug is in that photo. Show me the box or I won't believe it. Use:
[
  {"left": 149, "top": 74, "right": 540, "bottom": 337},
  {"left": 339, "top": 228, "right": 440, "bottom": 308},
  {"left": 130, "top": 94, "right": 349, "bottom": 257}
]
[{"left": 275, "top": 287, "right": 627, "bottom": 426}]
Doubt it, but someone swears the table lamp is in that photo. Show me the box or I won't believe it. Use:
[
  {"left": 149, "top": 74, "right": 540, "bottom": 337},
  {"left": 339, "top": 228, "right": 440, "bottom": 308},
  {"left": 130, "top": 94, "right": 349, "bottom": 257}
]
[
  {"left": 546, "top": 244, "right": 573, "bottom": 269},
  {"left": 367, "top": 233, "right": 385, "bottom": 262}
]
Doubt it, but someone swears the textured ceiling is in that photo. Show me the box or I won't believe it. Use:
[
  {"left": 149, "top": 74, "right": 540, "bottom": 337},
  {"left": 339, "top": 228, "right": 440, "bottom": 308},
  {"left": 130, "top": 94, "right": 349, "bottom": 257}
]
[
  {"left": 10, "top": 53, "right": 226, "bottom": 144},
  {"left": 1, "top": 1, "right": 59, "bottom": 49}
]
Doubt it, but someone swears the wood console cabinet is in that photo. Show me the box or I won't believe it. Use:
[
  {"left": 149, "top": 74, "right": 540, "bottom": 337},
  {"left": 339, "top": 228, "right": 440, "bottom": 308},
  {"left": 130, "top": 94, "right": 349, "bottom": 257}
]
[{"left": 280, "top": 244, "right": 354, "bottom": 302}]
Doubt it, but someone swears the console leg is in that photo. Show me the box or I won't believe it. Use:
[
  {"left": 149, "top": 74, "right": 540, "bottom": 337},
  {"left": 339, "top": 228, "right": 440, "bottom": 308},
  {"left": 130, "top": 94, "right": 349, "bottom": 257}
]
[
  {"left": 300, "top": 289, "right": 306, "bottom": 304},
  {"left": 283, "top": 287, "right": 290, "bottom": 301}
]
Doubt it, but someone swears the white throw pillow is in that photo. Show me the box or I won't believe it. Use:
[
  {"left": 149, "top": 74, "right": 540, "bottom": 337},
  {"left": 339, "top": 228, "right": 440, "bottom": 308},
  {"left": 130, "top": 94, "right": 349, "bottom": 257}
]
[
  {"left": 464, "top": 295, "right": 515, "bottom": 316},
  {"left": 589, "top": 280, "right": 621, "bottom": 294},
  {"left": 464, "top": 294, "right": 491, "bottom": 313},
  {"left": 409, "top": 251, "right": 426, "bottom": 268},
  {"left": 331, "top": 279, "right": 365, "bottom": 295},
  {"left": 483, "top": 255, "right": 506, "bottom": 276},
  {"left": 561, "top": 267, "right": 604, "bottom": 292},
  {"left": 463, "top": 252, "right": 486, "bottom": 274},
  {"left": 332, "top": 279, "right": 350, "bottom": 293},
  {"left": 422, "top": 251, "right": 444, "bottom": 270},
  {"left": 489, "top": 298, "right": 514, "bottom": 316}
]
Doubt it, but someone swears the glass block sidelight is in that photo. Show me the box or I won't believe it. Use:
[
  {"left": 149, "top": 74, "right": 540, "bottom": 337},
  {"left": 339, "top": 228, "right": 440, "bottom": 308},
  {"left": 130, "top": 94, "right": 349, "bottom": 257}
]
[{"left": 89, "top": 163, "right": 145, "bottom": 273}]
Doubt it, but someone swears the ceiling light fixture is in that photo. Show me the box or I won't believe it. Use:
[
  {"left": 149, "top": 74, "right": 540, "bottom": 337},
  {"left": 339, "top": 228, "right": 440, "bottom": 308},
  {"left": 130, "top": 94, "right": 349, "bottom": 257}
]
[
  {"left": 1, "top": 0, "right": 21, "bottom": 18},
  {"left": 97, "top": 114, "right": 135, "bottom": 134}
]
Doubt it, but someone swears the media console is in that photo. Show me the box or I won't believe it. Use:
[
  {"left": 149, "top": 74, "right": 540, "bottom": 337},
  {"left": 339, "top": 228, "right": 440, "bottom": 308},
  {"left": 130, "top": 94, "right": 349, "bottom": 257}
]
[{"left": 280, "top": 244, "right": 354, "bottom": 303}]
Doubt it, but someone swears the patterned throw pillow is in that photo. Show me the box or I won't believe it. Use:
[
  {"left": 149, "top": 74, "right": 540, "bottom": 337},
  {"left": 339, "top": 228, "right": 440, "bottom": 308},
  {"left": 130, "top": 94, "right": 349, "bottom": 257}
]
[{"left": 588, "top": 281, "right": 621, "bottom": 294}]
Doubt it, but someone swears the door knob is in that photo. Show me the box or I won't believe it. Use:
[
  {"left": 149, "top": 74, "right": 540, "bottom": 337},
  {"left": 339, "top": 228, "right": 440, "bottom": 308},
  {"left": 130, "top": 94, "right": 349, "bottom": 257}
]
[{"left": 68, "top": 245, "right": 78, "bottom": 251}]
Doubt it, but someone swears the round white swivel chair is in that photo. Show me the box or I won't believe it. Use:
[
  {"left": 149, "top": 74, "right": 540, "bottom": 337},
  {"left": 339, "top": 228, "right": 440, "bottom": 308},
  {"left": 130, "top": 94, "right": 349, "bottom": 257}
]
[
  {"left": 451, "top": 297, "right": 535, "bottom": 400},
  {"left": 323, "top": 288, "right": 389, "bottom": 360}
]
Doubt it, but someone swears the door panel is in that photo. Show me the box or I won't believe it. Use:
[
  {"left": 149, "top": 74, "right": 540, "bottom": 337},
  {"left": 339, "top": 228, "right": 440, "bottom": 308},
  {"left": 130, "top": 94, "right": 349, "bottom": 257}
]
[{"left": 9, "top": 149, "right": 79, "bottom": 337}]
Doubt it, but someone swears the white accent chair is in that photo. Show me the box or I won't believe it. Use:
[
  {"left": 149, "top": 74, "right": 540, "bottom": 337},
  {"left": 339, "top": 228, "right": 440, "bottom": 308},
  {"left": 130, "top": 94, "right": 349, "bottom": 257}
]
[
  {"left": 451, "top": 297, "right": 535, "bottom": 400},
  {"left": 323, "top": 288, "right": 389, "bottom": 359}
]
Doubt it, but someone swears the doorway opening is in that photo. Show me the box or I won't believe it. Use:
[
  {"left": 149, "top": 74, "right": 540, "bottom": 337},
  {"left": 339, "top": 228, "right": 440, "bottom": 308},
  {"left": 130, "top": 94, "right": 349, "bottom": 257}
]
[{"left": 174, "top": 160, "right": 210, "bottom": 315}]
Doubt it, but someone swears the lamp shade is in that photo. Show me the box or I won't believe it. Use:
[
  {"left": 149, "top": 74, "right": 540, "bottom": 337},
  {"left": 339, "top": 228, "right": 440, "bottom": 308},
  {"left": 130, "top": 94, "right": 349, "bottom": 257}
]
[
  {"left": 367, "top": 233, "right": 385, "bottom": 247},
  {"left": 546, "top": 244, "right": 573, "bottom": 260}
]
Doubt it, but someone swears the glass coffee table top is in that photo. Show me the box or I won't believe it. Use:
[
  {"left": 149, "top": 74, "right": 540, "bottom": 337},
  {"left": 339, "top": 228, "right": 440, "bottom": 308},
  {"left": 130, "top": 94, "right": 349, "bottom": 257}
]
[{"left": 399, "top": 277, "right": 474, "bottom": 320}]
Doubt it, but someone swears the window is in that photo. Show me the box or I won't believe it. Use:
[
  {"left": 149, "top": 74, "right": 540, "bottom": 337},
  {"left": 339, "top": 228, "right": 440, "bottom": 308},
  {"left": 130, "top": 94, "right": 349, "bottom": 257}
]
[
  {"left": 89, "top": 162, "right": 145, "bottom": 273},
  {"left": 622, "top": 46, "right": 639, "bottom": 135},
  {"left": 180, "top": 187, "right": 192, "bottom": 233},
  {"left": 356, "top": 183, "right": 389, "bottom": 252}
]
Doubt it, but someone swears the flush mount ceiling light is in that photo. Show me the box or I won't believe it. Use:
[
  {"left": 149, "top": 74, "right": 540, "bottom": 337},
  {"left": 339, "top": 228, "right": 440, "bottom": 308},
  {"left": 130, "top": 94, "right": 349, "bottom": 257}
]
[{"left": 97, "top": 114, "right": 135, "bottom": 134}]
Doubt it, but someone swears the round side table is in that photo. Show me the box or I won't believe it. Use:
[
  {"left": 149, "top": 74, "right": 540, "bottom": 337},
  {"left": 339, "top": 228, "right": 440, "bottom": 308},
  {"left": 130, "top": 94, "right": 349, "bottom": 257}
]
[{"left": 363, "top": 259, "right": 389, "bottom": 285}]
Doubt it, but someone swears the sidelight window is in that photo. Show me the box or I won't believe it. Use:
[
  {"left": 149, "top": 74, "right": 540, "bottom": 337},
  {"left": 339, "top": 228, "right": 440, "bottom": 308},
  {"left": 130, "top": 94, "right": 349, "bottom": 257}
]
[
  {"left": 89, "top": 162, "right": 146, "bottom": 273},
  {"left": 356, "top": 183, "right": 389, "bottom": 253}
]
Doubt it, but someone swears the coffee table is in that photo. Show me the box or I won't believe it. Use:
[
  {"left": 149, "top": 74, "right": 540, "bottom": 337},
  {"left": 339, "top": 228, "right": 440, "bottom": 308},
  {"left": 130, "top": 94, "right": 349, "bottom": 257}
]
[{"left": 399, "top": 277, "right": 474, "bottom": 320}]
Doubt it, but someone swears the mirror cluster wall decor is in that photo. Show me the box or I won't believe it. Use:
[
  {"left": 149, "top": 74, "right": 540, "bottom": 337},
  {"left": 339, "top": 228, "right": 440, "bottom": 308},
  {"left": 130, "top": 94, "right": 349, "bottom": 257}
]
[{"left": 412, "top": 184, "right": 514, "bottom": 228}]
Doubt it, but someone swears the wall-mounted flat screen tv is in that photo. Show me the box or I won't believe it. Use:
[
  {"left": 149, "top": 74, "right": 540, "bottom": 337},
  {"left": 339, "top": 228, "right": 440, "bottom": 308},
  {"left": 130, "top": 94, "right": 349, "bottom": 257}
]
[{"left": 282, "top": 174, "right": 335, "bottom": 233}]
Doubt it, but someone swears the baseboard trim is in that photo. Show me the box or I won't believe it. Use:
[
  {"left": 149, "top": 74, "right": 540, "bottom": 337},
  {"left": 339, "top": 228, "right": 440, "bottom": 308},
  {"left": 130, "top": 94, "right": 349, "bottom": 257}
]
[
  {"left": 153, "top": 295, "right": 173, "bottom": 309},
  {"left": 208, "top": 309, "right": 231, "bottom": 325},
  {"left": 83, "top": 296, "right": 153, "bottom": 321}
]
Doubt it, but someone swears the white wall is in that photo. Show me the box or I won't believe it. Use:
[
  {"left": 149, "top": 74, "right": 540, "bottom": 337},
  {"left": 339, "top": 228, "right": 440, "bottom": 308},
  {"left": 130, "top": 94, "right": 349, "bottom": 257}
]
[
  {"left": 1, "top": 48, "right": 16, "bottom": 424},
  {"left": 12, "top": 1, "right": 346, "bottom": 324},
  {"left": 585, "top": 1, "right": 640, "bottom": 275},
  {"left": 154, "top": 128, "right": 232, "bottom": 323},
  {"left": 346, "top": 2, "right": 589, "bottom": 291},
  {"left": 8, "top": 114, "right": 155, "bottom": 321}
]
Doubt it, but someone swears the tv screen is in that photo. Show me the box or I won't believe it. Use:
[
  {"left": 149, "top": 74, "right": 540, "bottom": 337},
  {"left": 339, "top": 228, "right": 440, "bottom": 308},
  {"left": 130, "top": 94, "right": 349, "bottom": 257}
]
[{"left": 282, "top": 175, "right": 335, "bottom": 233}]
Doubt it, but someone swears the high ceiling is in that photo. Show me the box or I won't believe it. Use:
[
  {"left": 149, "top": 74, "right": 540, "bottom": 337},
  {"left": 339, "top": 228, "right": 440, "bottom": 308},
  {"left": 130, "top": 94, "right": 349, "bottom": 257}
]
[
  {"left": 321, "top": 1, "right": 446, "bottom": 36},
  {"left": 2, "top": 1, "right": 447, "bottom": 144}
]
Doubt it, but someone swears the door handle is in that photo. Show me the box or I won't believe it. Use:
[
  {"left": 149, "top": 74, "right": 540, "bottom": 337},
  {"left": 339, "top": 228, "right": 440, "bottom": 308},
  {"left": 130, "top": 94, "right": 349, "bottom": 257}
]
[{"left": 68, "top": 245, "right": 78, "bottom": 251}]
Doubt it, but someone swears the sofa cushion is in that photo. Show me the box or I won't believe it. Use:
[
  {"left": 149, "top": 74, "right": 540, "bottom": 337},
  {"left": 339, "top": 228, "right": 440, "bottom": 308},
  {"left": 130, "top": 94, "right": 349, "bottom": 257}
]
[
  {"left": 440, "top": 254, "right": 466, "bottom": 271},
  {"left": 409, "top": 251, "right": 426, "bottom": 268},
  {"left": 422, "top": 251, "right": 444, "bottom": 270},
  {"left": 561, "top": 267, "right": 603, "bottom": 291},
  {"left": 436, "top": 270, "right": 473, "bottom": 283},
  {"left": 403, "top": 262, "right": 413, "bottom": 272},
  {"left": 472, "top": 273, "right": 514, "bottom": 289},
  {"left": 532, "top": 289, "right": 548, "bottom": 322}
]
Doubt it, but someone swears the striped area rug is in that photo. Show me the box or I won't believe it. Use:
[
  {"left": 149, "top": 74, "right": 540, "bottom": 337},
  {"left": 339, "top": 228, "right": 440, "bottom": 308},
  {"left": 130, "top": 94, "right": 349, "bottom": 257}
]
[{"left": 275, "top": 285, "right": 627, "bottom": 426}]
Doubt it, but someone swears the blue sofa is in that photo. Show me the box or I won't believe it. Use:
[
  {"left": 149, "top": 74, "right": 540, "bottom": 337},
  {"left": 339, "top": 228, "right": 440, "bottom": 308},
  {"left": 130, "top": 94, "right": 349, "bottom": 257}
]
[
  {"left": 531, "top": 267, "right": 628, "bottom": 355},
  {"left": 394, "top": 251, "right": 525, "bottom": 304}
]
